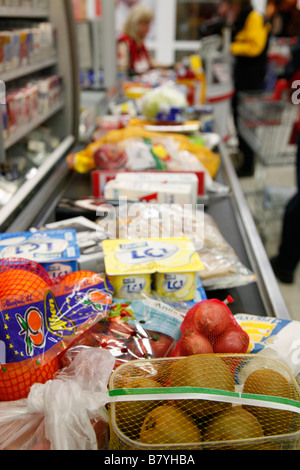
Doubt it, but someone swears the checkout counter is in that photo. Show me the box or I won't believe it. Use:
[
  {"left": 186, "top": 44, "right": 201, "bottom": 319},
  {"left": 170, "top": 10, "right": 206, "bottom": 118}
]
[{"left": 3, "top": 111, "right": 290, "bottom": 321}]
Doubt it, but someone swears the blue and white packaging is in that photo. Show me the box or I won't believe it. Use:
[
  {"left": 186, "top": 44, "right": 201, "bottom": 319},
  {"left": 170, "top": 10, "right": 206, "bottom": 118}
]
[{"left": 0, "top": 229, "right": 80, "bottom": 279}]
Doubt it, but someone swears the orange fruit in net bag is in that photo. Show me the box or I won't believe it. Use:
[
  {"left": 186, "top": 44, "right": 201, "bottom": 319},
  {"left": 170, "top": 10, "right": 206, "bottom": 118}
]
[
  {"left": 53, "top": 270, "right": 103, "bottom": 291},
  {"left": 0, "top": 354, "right": 59, "bottom": 402},
  {"left": 0, "top": 269, "right": 50, "bottom": 301},
  {"left": 0, "top": 263, "right": 60, "bottom": 401},
  {"left": 54, "top": 270, "right": 112, "bottom": 304}
]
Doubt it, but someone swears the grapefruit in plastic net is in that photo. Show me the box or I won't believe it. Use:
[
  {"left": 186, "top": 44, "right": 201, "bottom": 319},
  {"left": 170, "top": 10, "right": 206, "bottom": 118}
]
[
  {"left": 53, "top": 270, "right": 112, "bottom": 305},
  {"left": 0, "top": 355, "right": 59, "bottom": 402},
  {"left": 0, "top": 259, "right": 59, "bottom": 401}
]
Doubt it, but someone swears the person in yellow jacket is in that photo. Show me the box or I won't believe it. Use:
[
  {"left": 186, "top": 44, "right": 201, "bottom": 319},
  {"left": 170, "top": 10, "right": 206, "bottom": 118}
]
[{"left": 225, "top": 0, "right": 271, "bottom": 177}]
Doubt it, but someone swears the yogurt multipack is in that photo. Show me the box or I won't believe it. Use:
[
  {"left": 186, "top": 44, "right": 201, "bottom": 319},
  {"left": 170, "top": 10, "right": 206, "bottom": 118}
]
[
  {"left": 102, "top": 237, "right": 204, "bottom": 302},
  {"left": 0, "top": 229, "right": 80, "bottom": 279}
]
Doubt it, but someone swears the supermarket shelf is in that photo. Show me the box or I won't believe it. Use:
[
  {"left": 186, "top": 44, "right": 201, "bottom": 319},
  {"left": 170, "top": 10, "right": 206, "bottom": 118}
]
[
  {"left": 4, "top": 100, "right": 65, "bottom": 150},
  {"left": 0, "top": 7, "right": 49, "bottom": 18},
  {"left": 0, "top": 135, "right": 75, "bottom": 231},
  {"left": 0, "top": 57, "right": 58, "bottom": 83}
]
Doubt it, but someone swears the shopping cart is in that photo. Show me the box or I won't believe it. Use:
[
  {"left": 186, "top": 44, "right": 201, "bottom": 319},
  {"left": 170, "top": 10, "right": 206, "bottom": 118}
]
[
  {"left": 237, "top": 89, "right": 298, "bottom": 249},
  {"left": 238, "top": 90, "right": 298, "bottom": 166}
]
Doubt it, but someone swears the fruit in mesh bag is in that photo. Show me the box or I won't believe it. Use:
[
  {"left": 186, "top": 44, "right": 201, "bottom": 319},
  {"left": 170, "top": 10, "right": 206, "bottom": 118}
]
[
  {"left": 242, "top": 369, "right": 294, "bottom": 436},
  {"left": 169, "top": 355, "right": 235, "bottom": 418},
  {"left": 139, "top": 404, "right": 202, "bottom": 445},
  {"left": 203, "top": 407, "right": 264, "bottom": 445},
  {"left": 180, "top": 331, "right": 214, "bottom": 355},
  {"left": 115, "top": 377, "right": 161, "bottom": 439},
  {"left": 176, "top": 299, "right": 249, "bottom": 356},
  {"left": 0, "top": 261, "right": 60, "bottom": 401},
  {"left": 213, "top": 326, "right": 250, "bottom": 354},
  {"left": 192, "top": 299, "right": 232, "bottom": 338}
]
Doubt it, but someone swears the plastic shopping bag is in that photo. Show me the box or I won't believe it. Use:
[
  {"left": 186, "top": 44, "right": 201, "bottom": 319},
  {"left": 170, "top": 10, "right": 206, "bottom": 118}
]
[{"left": 0, "top": 348, "right": 115, "bottom": 450}]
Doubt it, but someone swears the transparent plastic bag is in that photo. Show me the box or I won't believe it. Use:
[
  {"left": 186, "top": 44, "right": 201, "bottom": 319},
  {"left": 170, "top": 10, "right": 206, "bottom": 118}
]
[
  {"left": 0, "top": 348, "right": 115, "bottom": 450},
  {"left": 61, "top": 295, "right": 185, "bottom": 369}
]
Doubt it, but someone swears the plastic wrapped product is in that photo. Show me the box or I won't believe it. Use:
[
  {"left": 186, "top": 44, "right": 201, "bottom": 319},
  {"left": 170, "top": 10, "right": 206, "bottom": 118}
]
[{"left": 0, "top": 258, "right": 113, "bottom": 401}]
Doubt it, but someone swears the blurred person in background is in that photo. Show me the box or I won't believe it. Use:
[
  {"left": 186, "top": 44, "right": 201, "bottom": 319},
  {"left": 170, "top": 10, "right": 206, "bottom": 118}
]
[
  {"left": 224, "top": 0, "right": 271, "bottom": 177},
  {"left": 271, "top": 35, "right": 300, "bottom": 284},
  {"left": 117, "top": 3, "right": 167, "bottom": 76},
  {"left": 266, "top": 0, "right": 298, "bottom": 37}
]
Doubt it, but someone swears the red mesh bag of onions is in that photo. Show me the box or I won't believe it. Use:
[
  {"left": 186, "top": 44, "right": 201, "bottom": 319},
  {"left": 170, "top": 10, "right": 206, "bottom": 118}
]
[{"left": 172, "top": 298, "right": 250, "bottom": 357}]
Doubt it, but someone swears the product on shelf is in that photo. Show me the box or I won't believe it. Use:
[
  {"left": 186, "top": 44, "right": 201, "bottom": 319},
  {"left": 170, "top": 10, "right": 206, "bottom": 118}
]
[
  {"left": 0, "top": 22, "right": 56, "bottom": 73},
  {"left": 3, "top": 74, "right": 63, "bottom": 138}
]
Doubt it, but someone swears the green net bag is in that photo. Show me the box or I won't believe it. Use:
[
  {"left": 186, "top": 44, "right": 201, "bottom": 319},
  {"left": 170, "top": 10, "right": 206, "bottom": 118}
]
[{"left": 108, "top": 354, "right": 300, "bottom": 450}]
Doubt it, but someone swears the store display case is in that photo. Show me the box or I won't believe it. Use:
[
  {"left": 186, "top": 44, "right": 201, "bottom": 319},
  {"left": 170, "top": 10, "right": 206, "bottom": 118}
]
[{"left": 0, "top": 0, "right": 79, "bottom": 231}]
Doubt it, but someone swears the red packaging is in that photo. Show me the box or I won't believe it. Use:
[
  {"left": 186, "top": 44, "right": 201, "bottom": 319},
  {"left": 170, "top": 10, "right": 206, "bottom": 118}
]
[{"left": 172, "top": 298, "right": 250, "bottom": 356}]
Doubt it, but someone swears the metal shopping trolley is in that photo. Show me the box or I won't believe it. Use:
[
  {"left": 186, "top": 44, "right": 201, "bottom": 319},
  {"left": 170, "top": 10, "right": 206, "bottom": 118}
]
[
  {"left": 238, "top": 90, "right": 298, "bottom": 166},
  {"left": 237, "top": 89, "right": 298, "bottom": 249}
]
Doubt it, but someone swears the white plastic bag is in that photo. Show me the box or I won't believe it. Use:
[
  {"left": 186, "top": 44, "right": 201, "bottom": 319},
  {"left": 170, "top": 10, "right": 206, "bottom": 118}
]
[{"left": 0, "top": 348, "right": 115, "bottom": 450}]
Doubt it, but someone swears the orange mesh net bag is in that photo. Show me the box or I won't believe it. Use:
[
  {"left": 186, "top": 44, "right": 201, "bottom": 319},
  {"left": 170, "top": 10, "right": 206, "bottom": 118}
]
[
  {"left": 0, "top": 258, "right": 113, "bottom": 401},
  {"left": 0, "top": 258, "right": 59, "bottom": 401},
  {"left": 108, "top": 354, "right": 300, "bottom": 450}
]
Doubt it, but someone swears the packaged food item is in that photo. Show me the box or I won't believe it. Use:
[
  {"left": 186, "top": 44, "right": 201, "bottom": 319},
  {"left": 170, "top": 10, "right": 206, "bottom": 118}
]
[
  {"left": 172, "top": 298, "right": 250, "bottom": 356},
  {"left": 108, "top": 354, "right": 300, "bottom": 450},
  {"left": 154, "top": 272, "right": 197, "bottom": 302},
  {"left": 116, "top": 205, "right": 256, "bottom": 289},
  {"left": 112, "top": 171, "right": 199, "bottom": 205},
  {"left": 0, "top": 229, "right": 80, "bottom": 279},
  {"left": 235, "top": 314, "right": 300, "bottom": 378},
  {"left": 67, "top": 125, "right": 220, "bottom": 179},
  {"left": 63, "top": 296, "right": 184, "bottom": 368},
  {"left": 110, "top": 274, "right": 152, "bottom": 299},
  {"left": 176, "top": 55, "right": 206, "bottom": 106},
  {"left": 102, "top": 237, "right": 204, "bottom": 302},
  {"left": 92, "top": 169, "right": 205, "bottom": 199},
  {"left": 45, "top": 216, "right": 107, "bottom": 273},
  {"left": 0, "top": 258, "right": 113, "bottom": 401},
  {"left": 104, "top": 179, "right": 196, "bottom": 205}
]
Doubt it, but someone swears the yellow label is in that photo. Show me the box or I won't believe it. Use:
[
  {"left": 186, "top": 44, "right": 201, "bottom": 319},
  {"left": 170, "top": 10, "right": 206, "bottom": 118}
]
[{"left": 102, "top": 238, "right": 204, "bottom": 276}]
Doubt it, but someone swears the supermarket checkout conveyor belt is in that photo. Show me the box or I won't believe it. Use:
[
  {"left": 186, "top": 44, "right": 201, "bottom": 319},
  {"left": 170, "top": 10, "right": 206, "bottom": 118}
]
[{"left": 4, "top": 139, "right": 291, "bottom": 321}]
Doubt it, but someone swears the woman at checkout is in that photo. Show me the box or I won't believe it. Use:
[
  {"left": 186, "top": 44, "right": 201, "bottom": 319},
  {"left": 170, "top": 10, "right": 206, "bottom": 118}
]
[{"left": 117, "top": 4, "right": 163, "bottom": 76}]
